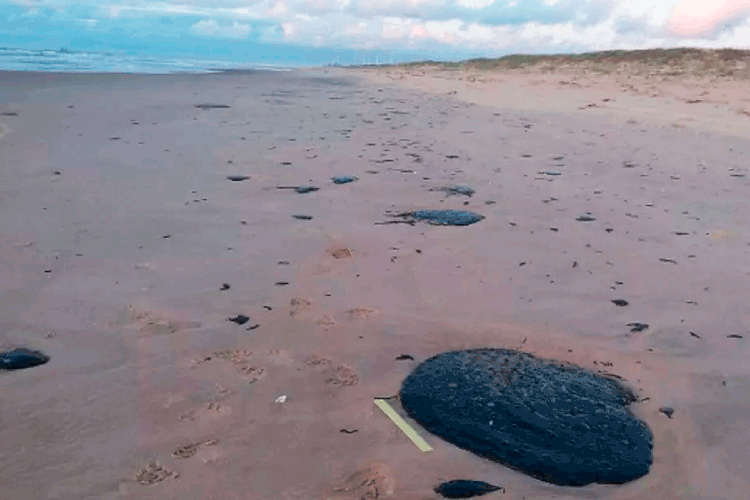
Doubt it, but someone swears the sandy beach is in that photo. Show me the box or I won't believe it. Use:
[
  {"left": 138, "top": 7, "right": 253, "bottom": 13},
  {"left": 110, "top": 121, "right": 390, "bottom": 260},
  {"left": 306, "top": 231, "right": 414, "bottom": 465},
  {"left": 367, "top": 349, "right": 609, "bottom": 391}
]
[{"left": 2, "top": 49, "right": 750, "bottom": 499}]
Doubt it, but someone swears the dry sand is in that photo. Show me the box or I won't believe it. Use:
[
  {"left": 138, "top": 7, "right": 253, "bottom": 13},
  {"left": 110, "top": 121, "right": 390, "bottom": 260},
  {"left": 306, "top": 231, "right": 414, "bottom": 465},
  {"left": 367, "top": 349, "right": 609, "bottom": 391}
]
[{"left": 1, "top": 49, "right": 750, "bottom": 499}]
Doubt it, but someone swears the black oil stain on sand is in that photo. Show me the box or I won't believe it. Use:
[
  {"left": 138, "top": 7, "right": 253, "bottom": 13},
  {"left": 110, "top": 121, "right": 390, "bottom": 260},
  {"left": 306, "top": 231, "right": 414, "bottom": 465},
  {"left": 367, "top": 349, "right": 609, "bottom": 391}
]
[
  {"left": 332, "top": 175, "right": 358, "bottom": 184},
  {"left": 400, "top": 348, "right": 653, "bottom": 487},
  {"left": 431, "top": 185, "right": 475, "bottom": 197},
  {"left": 195, "top": 104, "right": 231, "bottom": 109},
  {"left": 379, "top": 210, "right": 484, "bottom": 226},
  {"left": 434, "top": 480, "right": 503, "bottom": 498},
  {"left": 228, "top": 315, "right": 250, "bottom": 325},
  {"left": 1, "top": 348, "right": 50, "bottom": 370}
]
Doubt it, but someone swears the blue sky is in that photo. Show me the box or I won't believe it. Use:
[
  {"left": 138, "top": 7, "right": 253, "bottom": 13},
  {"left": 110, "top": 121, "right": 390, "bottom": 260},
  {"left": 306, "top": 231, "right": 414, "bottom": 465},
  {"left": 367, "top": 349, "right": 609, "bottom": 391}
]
[{"left": 1, "top": 1, "right": 749, "bottom": 64}]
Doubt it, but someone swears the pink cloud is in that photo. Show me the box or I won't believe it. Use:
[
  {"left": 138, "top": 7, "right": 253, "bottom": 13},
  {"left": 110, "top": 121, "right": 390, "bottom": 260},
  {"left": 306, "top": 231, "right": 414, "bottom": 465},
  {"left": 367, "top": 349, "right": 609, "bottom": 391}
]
[
  {"left": 411, "top": 25, "right": 428, "bottom": 37},
  {"left": 668, "top": 0, "right": 750, "bottom": 36}
]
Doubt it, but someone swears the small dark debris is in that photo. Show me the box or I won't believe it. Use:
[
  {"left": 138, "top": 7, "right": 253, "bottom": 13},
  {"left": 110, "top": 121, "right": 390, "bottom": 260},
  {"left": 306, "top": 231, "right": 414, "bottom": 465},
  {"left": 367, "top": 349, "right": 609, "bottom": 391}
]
[
  {"left": 485, "top": 200, "right": 496, "bottom": 205},
  {"left": 432, "top": 185, "right": 475, "bottom": 197},
  {"left": 277, "top": 185, "right": 319, "bottom": 193},
  {"left": 572, "top": 261, "right": 578, "bottom": 268},
  {"left": 162, "top": 235, "right": 171, "bottom": 239},
  {"left": 292, "top": 214, "right": 313, "bottom": 220},
  {"left": 0, "top": 348, "right": 50, "bottom": 370},
  {"left": 195, "top": 104, "right": 231, "bottom": 109},
  {"left": 576, "top": 213, "right": 596, "bottom": 222},
  {"left": 659, "top": 407, "right": 674, "bottom": 419},
  {"left": 277, "top": 261, "right": 290, "bottom": 265},
  {"left": 263, "top": 305, "right": 273, "bottom": 311},
  {"left": 227, "top": 175, "right": 250, "bottom": 182},
  {"left": 727, "top": 334, "right": 744, "bottom": 339},
  {"left": 332, "top": 175, "right": 358, "bottom": 184},
  {"left": 550, "top": 227, "right": 558, "bottom": 232},
  {"left": 659, "top": 258, "right": 677, "bottom": 264},
  {"left": 612, "top": 299, "right": 629, "bottom": 307},
  {"left": 396, "top": 354, "right": 415, "bottom": 361},
  {"left": 606, "top": 228, "right": 614, "bottom": 233},
  {"left": 689, "top": 331, "right": 701, "bottom": 339},
  {"left": 53, "top": 171, "right": 62, "bottom": 175},
  {"left": 220, "top": 283, "right": 230, "bottom": 291},
  {"left": 434, "top": 480, "right": 504, "bottom": 498},
  {"left": 246, "top": 324, "right": 260, "bottom": 331},
  {"left": 339, "top": 428, "right": 359, "bottom": 434},
  {"left": 228, "top": 315, "right": 250, "bottom": 325},
  {"left": 445, "top": 154, "right": 459, "bottom": 159},
  {"left": 628, "top": 323, "right": 649, "bottom": 332},
  {"left": 673, "top": 232, "right": 689, "bottom": 235},
  {"left": 1, "top": 111, "right": 19, "bottom": 116},
  {"left": 275, "top": 282, "right": 289, "bottom": 286},
  {"left": 110, "top": 137, "right": 121, "bottom": 140},
  {"left": 519, "top": 262, "right": 526, "bottom": 267},
  {"left": 539, "top": 171, "right": 561, "bottom": 176}
]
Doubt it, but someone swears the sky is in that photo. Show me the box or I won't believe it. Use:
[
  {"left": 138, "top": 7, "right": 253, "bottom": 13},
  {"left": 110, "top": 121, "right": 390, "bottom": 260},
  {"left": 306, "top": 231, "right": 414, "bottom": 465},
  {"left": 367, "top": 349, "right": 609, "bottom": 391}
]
[{"left": 1, "top": 0, "right": 749, "bottom": 64}]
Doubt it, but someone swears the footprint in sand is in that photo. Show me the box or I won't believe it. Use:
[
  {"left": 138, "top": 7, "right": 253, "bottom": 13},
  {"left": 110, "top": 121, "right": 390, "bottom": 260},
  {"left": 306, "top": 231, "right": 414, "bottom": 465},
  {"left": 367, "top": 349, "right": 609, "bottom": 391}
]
[
  {"left": 290, "top": 297, "right": 315, "bottom": 317},
  {"left": 347, "top": 307, "right": 378, "bottom": 320},
  {"left": 305, "top": 355, "right": 333, "bottom": 370},
  {"left": 317, "top": 314, "right": 336, "bottom": 326},
  {"left": 326, "top": 364, "right": 360, "bottom": 387},
  {"left": 129, "top": 307, "right": 201, "bottom": 337},
  {"left": 210, "top": 349, "right": 267, "bottom": 383},
  {"left": 305, "top": 355, "right": 360, "bottom": 398},
  {"left": 213, "top": 348, "right": 253, "bottom": 364},
  {"left": 331, "top": 462, "right": 395, "bottom": 499},
  {"left": 178, "top": 384, "right": 233, "bottom": 421},
  {"left": 179, "top": 400, "right": 229, "bottom": 422},
  {"left": 171, "top": 438, "right": 219, "bottom": 459},
  {"left": 134, "top": 461, "right": 178, "bottom": 485},
  {"left": 331, "top": 247, "right": 353, "bottom": 259},
  {"left": 265, "top": 348, "right": 294, "bottom": 366}
]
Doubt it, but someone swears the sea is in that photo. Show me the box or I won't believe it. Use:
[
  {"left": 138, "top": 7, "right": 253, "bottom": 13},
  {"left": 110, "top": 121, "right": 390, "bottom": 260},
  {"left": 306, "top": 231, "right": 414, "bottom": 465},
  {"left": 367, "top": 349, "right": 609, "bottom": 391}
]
[{"left": 0, "top": 47, "right": 293, "bottom": 74}]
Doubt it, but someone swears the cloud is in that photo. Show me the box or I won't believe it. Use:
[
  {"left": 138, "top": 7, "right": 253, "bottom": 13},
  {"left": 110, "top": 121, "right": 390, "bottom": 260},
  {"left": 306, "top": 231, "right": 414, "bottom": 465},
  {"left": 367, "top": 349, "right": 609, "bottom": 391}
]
[
  {"left": 667, "top": 0, "right": 750, "bottom": 37},
  {"left": 5, "top": 0, "right": 750, "bottom": 59},
  {"left": 190, "top": 18, "right": 251, "bottom": 38},
  {"left": 75, "top": 17, "right": 98, "bottom": 27}
]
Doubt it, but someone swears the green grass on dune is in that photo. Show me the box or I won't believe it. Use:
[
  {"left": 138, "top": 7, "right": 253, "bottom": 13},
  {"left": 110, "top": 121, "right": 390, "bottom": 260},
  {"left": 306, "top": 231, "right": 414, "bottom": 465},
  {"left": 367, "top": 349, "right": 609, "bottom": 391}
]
[{"left": 386, "top": 47, "right": 750, "bottom": 71}]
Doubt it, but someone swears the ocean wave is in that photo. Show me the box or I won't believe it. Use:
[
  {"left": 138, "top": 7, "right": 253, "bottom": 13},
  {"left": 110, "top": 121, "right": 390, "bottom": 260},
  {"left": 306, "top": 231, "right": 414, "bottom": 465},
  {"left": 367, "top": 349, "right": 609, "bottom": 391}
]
[{"left": 0, "top": 47, "right": 294, "bottom": 74}]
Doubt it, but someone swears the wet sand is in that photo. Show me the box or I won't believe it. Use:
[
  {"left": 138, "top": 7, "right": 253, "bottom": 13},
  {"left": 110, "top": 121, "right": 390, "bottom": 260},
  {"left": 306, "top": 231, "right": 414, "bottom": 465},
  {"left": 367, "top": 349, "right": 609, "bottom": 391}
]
[{"left": 1, "top": 63, "right": 750, "bottom": 499}]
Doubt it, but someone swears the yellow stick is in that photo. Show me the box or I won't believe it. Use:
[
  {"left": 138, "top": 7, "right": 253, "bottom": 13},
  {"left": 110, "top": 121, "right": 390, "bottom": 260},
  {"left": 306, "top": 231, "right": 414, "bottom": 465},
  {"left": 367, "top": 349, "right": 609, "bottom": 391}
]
[{"left": 374, "top": 399, "right": 433, "bottom": 452}]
